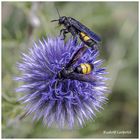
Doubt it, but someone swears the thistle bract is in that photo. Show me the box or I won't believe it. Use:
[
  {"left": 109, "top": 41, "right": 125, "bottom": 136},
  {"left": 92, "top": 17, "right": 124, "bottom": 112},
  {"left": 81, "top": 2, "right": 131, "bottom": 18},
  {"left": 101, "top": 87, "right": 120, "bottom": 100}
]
[{"left": 16, "top": 37, "right": 108, "bottom": 128}]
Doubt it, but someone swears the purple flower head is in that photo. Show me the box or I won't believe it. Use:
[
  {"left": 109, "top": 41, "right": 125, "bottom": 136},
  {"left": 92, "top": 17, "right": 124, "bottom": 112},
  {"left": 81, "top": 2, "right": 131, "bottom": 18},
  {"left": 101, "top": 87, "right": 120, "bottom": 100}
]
[{"left": 16, "top": 36, "right": 108, "bottom": 128}]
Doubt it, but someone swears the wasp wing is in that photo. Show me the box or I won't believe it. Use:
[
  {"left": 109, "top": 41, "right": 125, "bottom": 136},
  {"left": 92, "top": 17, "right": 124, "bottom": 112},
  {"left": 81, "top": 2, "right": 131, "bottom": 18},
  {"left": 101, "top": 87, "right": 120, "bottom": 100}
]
[
  {"left": 69, "top": 17, "right": 101, "bottom": 43},
  {"left": 66, "top": 72, "right": 96, "bottom": 83},
  {"left": 66, "top": 45, "right": 87, "bottom": 68}
]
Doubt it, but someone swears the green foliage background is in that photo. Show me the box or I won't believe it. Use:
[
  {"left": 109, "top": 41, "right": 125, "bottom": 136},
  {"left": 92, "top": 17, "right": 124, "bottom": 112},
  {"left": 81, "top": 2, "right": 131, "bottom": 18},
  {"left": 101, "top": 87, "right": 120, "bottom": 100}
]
[{"left": 2, "top": 2, "right": 138, "bottom": 138}]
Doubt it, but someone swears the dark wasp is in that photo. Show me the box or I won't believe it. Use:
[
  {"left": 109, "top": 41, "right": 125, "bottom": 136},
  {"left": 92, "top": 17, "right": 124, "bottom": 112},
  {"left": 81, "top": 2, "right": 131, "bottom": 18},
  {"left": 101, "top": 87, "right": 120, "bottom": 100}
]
[
  {"left": 51, "top": 9, "right": 101, "bottom": 49},
  {"left": 55, "top": 45, "right": 96, "bottom": 86}
]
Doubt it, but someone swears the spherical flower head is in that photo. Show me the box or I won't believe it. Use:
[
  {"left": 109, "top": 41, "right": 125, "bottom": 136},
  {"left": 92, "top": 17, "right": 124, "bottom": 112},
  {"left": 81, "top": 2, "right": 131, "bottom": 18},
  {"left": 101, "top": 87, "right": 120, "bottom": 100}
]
[{"left": 16, "top": 36, "right": 108, "bottom": 128}]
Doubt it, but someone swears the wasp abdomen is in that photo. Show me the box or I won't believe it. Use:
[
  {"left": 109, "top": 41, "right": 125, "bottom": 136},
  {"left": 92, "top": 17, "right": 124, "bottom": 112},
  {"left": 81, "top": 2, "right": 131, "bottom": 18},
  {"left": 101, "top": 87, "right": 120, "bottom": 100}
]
[
  {"left": 79, "top": 32, "right": 97, "bottom": 48},
  {"left": 75, "top": 63, "right": 93, "bottom": 74}
]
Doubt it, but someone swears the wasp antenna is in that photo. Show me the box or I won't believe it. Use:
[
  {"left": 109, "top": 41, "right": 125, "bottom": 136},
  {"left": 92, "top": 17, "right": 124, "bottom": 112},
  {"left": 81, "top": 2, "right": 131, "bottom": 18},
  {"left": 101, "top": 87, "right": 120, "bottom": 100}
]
[
  {"left": 55, "top": 6, "right": 61, "bottom": 18},
  {"left": 51, "top": 19, "right": 59, "bottom": 22}
]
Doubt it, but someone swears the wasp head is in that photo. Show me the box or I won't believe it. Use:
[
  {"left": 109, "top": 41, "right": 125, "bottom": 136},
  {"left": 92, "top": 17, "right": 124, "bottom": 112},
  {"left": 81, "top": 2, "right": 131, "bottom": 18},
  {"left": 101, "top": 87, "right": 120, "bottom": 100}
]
[
  {"left": 51, "top": 16, "right": 67, "bottom": 25},
  {"left": 58, "top": 16, "right": 67, "bottom": 24}
]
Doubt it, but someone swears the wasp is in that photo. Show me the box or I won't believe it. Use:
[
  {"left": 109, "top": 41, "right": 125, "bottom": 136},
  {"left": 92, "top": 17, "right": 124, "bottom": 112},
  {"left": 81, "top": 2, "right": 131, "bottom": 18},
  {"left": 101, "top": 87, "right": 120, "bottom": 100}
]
[
  {"left": 51, "top": 9, "right": 101, "bottom": 49},
  {"left": 56, "top": 45, "right": 96, "bottom": 83}
]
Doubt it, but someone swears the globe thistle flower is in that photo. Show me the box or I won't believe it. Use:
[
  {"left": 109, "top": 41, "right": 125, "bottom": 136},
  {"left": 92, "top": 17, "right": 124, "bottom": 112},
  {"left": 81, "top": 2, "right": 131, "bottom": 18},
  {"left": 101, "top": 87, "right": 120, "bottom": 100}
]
[{"left": 16, "top": 36, "right": 108, "bottom": 128}]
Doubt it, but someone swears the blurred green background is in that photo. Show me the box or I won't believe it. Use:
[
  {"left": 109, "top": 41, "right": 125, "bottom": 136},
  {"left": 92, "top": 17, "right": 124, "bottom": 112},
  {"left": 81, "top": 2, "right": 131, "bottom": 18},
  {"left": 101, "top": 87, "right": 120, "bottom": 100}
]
[{"left": 2, "top": 2, "right": 138, "bottom": 138}]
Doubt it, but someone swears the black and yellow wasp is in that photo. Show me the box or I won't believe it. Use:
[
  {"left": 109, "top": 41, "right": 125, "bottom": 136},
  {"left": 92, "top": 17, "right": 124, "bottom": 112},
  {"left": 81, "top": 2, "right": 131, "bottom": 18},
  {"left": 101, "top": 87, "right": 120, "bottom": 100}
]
[
  {"left": 56, "top": 45, "right": 96, "bottom": 83},
  {"left": 51, "top": 11, "right": 101, "bottom": 49}
]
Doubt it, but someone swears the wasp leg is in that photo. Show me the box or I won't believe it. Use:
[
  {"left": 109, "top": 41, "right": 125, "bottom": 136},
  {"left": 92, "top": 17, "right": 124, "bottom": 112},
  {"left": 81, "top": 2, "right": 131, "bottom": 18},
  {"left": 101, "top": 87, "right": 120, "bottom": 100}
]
[
  {"left": 54, "top": 79, "right": 64, "bottom": 96},
  {"left": 54, "top": 80, "right": 59, "bottom": 95},
  {"left": 59, "top": 29, "right": 69, "bottom": 40},
  {"left": 59, "top": 29, "right": 65, "bottom": 36}
]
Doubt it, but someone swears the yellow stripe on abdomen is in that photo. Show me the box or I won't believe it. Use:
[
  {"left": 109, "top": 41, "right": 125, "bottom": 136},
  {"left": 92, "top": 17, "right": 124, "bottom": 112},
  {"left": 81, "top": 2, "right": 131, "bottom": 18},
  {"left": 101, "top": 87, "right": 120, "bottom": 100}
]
[
  {"left": 84, "top": 36, "right": 90, "bottom": 41},
  {"left": 80, "top": 63, "right": 87, "bottom": 74},
  {"left": 80, "top": 32, "right": 90, "bottom": 42},
  {"left": 85, "top": 63, "right": 92, "bottom": 74},
  {"left": 80, "top": 63, "right": 92, "bottom": 74},
  {"left": 80, "top": 32, "right": 86, "bottom": 37}
]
